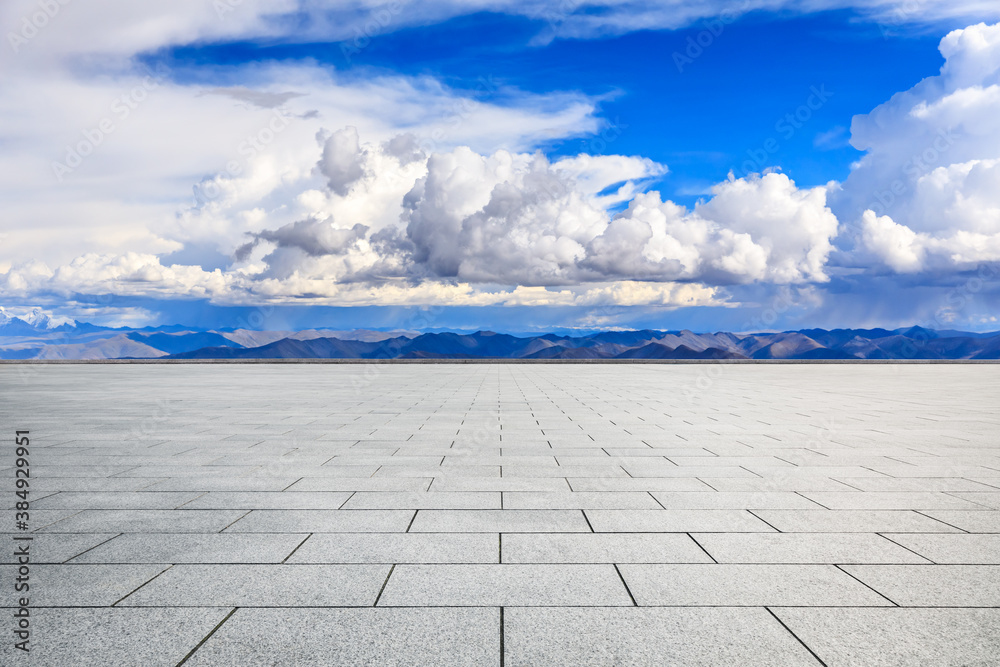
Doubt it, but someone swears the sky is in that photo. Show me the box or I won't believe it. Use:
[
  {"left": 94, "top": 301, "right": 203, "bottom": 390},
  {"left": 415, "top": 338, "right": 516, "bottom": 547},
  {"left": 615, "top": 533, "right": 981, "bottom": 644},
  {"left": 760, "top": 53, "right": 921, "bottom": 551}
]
[{"left": 1, "top": 1, "right": 999, "bottom": 333}]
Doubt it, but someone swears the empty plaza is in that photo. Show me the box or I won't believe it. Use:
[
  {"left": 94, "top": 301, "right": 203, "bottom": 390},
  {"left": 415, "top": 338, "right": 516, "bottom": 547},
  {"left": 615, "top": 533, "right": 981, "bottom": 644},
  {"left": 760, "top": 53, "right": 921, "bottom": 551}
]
[{"left": 2, "top": 363, "right": 999, "bottom": 665}]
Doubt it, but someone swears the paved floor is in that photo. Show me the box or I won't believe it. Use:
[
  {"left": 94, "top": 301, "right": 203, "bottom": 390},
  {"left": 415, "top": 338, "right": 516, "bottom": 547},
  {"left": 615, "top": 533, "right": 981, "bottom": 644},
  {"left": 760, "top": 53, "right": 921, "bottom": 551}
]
[{"left": 2, "top": 363, "right": 999, "bottom": 666}]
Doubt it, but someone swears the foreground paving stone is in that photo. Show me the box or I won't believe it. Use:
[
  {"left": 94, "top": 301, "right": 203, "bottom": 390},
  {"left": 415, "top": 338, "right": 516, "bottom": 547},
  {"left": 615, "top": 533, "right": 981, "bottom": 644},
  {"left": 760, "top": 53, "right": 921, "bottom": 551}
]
[
  {"left": 3, "top": 364, "right": 997, "bottom": 664},
  {"left": 378, "top": 564, "right": 633, "bottom": 606},
  {"left": 288, "top": 533, "right": 500, "bottom": 563},
  {"left": 841, "top": 565, "right": 1000, "bottom": 606},
  {"left": 505, "top": 607, "right": 821, "bottom": 666},
  {"left": 69, "top": 533, "right": 307, "bottom": 563},
  {"left": 773, "top": 607, "right": 1000, "bottom": 666},
  {"left": 501, "top": 533, "right": 711, "bottom": 564},
  {"left": 185, "top": 607, "right": 500, "bottom": 666},
  {"left": 119, "top": 564, "right": 390, "bottom": 606},
  {"left": 0, "top": 608, "right": 231, "bottom": 666},
  {"left": 619, "top": 564, "right": 893, "bottom": 606}
]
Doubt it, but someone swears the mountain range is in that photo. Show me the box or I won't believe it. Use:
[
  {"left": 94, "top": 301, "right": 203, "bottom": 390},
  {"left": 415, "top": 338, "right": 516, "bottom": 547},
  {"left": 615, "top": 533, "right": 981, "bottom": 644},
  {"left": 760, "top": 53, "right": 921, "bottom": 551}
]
[{"left": 2, "top": 309, "right": 998, "bottom": 360}]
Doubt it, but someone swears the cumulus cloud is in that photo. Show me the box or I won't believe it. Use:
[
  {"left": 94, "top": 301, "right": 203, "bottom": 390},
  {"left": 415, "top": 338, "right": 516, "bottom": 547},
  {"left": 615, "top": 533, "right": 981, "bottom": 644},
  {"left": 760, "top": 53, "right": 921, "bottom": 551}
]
[
  {"left": 318, "top": 126, "right": 367, "bottom": 195},
  {"left": 835, "top": 22, "right": 1000, "bottom": 274},
  {"left": 587, "top": 173, "right": 839, "bottom": 284}
]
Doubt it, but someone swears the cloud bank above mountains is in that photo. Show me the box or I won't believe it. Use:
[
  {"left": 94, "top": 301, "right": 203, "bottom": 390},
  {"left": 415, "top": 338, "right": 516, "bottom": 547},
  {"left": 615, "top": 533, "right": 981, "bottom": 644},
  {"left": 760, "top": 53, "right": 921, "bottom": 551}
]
[{"left": 1, "top": 2, "right": 999, "bottom": 330}]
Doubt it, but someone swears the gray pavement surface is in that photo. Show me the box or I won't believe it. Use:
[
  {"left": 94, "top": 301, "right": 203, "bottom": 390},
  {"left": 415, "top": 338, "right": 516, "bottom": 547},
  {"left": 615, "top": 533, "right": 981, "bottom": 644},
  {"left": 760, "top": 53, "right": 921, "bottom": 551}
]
[{"left": 1, "top": 363, "right": 998, "bottom": 665}]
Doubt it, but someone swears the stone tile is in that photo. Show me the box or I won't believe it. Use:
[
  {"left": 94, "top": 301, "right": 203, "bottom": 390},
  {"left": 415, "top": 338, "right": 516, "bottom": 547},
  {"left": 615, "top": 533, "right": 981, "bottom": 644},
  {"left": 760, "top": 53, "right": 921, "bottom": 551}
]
[
  {"left": 0, "top": 533, "right": 117, "bottom": 564},
  {"left": 69, "top": 533, "right": 306, "bottom": 563},
  {"left": 288, "top": 533, "right": 498, "bottom": 564},
  {"left": 185, "top": 608, "right": 499, "bottom": 666},
  {"left": 505, "top": 607, "right": 820, "bottom": 666},
  {"left": 694, "top": 533, "right": 931, "bottom": 564},
  {"left": 500, "top": 465, "right": 627, "bottom": 478},
  {"left": 378, "top": 564, "right": 631, "bottom": 606},
  {"left": 650, "top": 492, "right": 822, "bottom": 509},
  {"left": 620, "top": 564, "right": 892, "bottom": 606},
  {"left": 799, "top": 492, "right": 986, "bottom": 510},
  {"left": 567, "top": 477, "right": 713, "bottom": 492},
  {"left": 37, "top": 509, "right": 248, "bottom": 533},
  {"left": 948, "top": 492, "right": 1000, "bottom": 509},
  {"left": 288, "top": 477, "right": 433, "bottom": 492},
  {"left": 119, "top": 564, "right": 389, "bottom": 606},
  {"left": 342, "top": 491, "right": 500, "bottom": 509},
  {"left": 224, "top": 510, "right": 414, "bottom": 533},
  {"left": 180, "top": 492, "right": 353, "bottom": 509},
  {"left": 142, "top": 476, "right": 301, "bottom": 491},
  {"left": 843, "top": 564, "right": 1000, "bottom": 606},
  {"left": 502, "top": 533, "right": 711, "bottom": 564},
  {"left": 502, "top": 492, "right": 661, "bottom": 510},
  {"left": 752, "top": 509, "right": 962, "bottom": 533},
  {"left": 774, "top": 608, "right": 1000, "bottom": 666},
  {"left": 702, "top": 477, "right": 859, "bottom": 492},
  {"left": 430, "top": 477, "right": 571, "bottom": 492},
  {"left": 920, "top": 510, "right": 1000, "bottom": 532},
  {"left": 882, "top": 534, "right": 1000, "bottom": 563},
  {"left": 0, "top": 563, "right": 168, "bottom": 606},
  {"left": 586, "top": 510, "right": 774, "bottom": 533},
  {"left": 31, "top": 492, "right": 204, "bottom": 510},
  {"left": 410, "top": 510, "right": 590, "bottom": 533},
  {"left": 0, "top": 608, "right": 232, "bottom": 666},
  {"left": 833, "top": 477, "right": 1000, "bottom": 492}
]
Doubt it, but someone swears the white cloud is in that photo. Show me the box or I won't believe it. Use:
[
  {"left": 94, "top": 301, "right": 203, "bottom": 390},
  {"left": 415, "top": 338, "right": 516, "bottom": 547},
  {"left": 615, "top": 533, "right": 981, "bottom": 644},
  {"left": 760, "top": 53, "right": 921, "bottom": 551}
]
[
  {"left": 835, "top": 22, "right": 1000, "bottom": 273},
  {"left": 588, "top": 172, "right": 839, "bottom": 284}
]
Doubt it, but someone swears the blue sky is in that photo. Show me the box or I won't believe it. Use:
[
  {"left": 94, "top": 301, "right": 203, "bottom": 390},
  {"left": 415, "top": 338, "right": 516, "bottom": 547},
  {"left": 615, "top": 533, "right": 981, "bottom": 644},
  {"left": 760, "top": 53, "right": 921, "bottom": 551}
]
[{"left": 1, "top": 1, "right": 999, "bottom": 332}]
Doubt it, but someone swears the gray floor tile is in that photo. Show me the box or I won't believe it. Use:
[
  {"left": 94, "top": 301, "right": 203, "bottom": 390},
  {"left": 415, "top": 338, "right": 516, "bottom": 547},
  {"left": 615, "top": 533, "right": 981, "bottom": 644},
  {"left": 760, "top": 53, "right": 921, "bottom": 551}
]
[
  {"left": 752, "top": 509, "right": 962, "bottom": 532},
  {"left": 180, "top": 492, "right": 353, "bottom": 509},
  {"left": 567, "top": 477, "right": 714, "bottom": 492},
  {"left": 919, "top": 510, "right": 1000, "bottom": 532},
  {"left": 410, "top": 509, "right": 590, "bottom": 532},
  {"left": 650, "top": 492, "right": 823, "bottom": 509},
  {"left": 37, "top": 509, "right": 248, "bottom": 533},
  {"left": 118, "top": 564, "right": 390, "bottom": 606},
  {"left": 502, "top": 533, "right": 711, "bottom": 564},
  {"left": 69, "top": 533, "right": 306, "bottom": 563},
  {"left": 586, "top": 509, "right": 775, "bottom": 532},
  {"left": 31, "top": 492, "right": 204, "bottom": 510},
  {"left": 224, "top": 509, "right": 415, "bottom": 533},
  {"left": 800, "top": 492, "right": 987, "bottom": 510},
  {"left": 0, "top": 533, "right": 117, "bottom": 564},
  {"left": 288, "top": 477, "right": 433, "bottom": 492},
  {"left": 503, "top": 492, "right": 662, "bottom": 509},
  {"left": 0, "top": 608, "right": 232, "bottom": 666},
  {"left": 0, "top": 563, "right": 168, "bottom": 606},
  {"left": 288, "top": 533, "right": 500, "bottom": 563},
  {"left": 342, "top": 491, "right": 500, "bottom": 509},
  {"left": 619, "top": 563, "right": 892, "bottom": 606},
  {"left": 881, "top": 533, "right": 1000, "bottom": 563},
  {"left": 694, "top": 533, "right": 931, "bottom": 564},
  {"left": 505, "top": 607, "right": 820, "bottom": 666},
  {"left": 185, "top": 607, "right": 499, "bottom": 666},
  {"left": 378, "top": 564, "right": 632, "bottom": 606},
  {"left": 774, "top": 607, "right": 1000, "bottom": 666},
  {"left": 843, "top": 564, "right": 1000, "bottom": 606}
]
